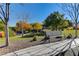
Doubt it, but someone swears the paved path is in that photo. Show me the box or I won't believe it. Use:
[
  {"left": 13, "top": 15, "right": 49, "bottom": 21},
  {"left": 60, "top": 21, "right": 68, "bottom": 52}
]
[{"left": 3, "top": 38, "right": 79, "bottom": 56}]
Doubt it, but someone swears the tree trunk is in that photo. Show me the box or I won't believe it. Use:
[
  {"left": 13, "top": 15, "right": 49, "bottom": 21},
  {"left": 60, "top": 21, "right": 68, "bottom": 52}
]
[
  {"left": 56, "top": 25, "right": 58, "bottom": 31},
  {"left": 5, "top": 3, "right": 9, "bottom": 46},
  {"left": 5, "top": 23, "right": 9, "bottom": 46},
  {"left": 22, "top": 28, "right": 24, "bottom": 37},
  {"left": 75, "top": 20, "right": 77, "bottom": 38}
]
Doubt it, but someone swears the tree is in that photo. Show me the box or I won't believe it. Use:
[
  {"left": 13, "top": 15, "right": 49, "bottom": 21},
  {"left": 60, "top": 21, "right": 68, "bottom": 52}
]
[
  {"left": 16, "top": 11, "right": 30, "bottom": 37},
  {"left": 24, "top": 23, "right": 32, "bottom": 31},
  {"left": 44, "top": 11, "right": 70, "bottom": 30},
  {"left": 62, "top": 3, "right": 79, "bottom": 38},
  {"left": 53, "top": 4, "right": 79, "bottom": 56},
  {"left": 16, "top": 21, "right": 32, "bottom": 33},
  {"left": 32, "top": 23, "right": 43, "bottom": 32},
  {"left": 58, "top": 19, "right": 72, "bottom": 30},
  {"left": 0, "top": 3, "right": 10, "bottom": 47}
]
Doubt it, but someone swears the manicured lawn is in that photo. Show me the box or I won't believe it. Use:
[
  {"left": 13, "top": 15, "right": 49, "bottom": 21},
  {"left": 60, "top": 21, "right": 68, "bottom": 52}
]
[
  {"left": 2, "top": 29, "right": 77, "bottom": 45},
  {"left": 0, "top": 38, "right": 5, "bottom": 45},
  {"left": 0, "top": 34, "right": 44, "bottom": 45}
]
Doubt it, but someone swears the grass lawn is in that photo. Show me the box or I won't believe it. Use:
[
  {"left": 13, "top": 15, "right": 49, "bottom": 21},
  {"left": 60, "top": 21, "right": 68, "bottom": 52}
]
[
  {"left": 1, "top": 29, "right": 78, "bottom": 45},
  {"left": 0, "top": 37, "right": 27, "bottom": 45},
  {"left": 0, "top": 38, "right": 5, "bottom": 45},
  {"left": 0, "top": 34, "right": 44, "bottom": 45}
]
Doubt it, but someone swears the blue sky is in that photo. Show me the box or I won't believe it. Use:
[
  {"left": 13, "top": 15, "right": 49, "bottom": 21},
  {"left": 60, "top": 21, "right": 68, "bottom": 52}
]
[{"left": 9, "top": 3, "right": 63, "bottom": 26}]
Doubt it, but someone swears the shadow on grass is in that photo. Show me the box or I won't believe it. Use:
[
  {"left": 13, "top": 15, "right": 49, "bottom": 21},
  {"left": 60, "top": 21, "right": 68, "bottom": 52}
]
[{"left": 0, "top": 45, "right": 7, "bottom": 48}]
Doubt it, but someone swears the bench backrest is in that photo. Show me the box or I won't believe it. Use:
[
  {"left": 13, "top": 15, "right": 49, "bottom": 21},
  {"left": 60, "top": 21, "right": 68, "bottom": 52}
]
[{"left": 46, "top": 31, "right": 62, "bottom": 37}]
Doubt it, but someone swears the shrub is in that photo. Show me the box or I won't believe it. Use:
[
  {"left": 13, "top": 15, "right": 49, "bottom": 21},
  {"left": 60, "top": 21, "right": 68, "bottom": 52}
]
[
  {"left": 62, "top": 29, "right": 79, "bottom": 38},
  {"left": 9, "top": 28, "right": 16, "bottom": 37},
  {"left": 33, "top": 35, "right": 37, "bottom": 41}
]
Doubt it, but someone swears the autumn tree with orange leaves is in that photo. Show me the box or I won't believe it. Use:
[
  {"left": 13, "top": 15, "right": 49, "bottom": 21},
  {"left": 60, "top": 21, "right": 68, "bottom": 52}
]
[{"left": 16, "top": 21, "right": 32, "bottom": 35}]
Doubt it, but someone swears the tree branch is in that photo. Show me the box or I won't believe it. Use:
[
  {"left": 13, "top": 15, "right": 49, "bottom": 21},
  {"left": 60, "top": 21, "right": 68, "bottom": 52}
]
[
  {"left": 0, "top": 5, "right": 6, "bottom": 19},
  {"left": 0, "top": 16, "right": 5, "bottom": 24}
]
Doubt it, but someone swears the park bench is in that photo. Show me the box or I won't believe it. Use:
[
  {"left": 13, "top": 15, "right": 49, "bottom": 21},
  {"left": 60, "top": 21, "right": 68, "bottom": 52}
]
[{"left": 45, "top": 30, "right": 64, "bottom": 42}]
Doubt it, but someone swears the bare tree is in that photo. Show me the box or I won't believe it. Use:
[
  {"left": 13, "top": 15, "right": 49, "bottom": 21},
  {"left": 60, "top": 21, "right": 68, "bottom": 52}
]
[
  {"left": 17, "top": 11, "right": 30, "bottom": 37},
  {"left": 0, "top": 3, "right": 10, "bottom": 47},
  {"left": 62, "top": 3, "right": 79, "bottom": 38},
  {"left": 52, "top": 3, "right": 79, "bottom": 56}
]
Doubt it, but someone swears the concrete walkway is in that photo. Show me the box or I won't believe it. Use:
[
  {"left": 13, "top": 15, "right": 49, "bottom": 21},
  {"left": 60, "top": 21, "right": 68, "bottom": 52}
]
[{"left": 3, "top": 38, "right": 79, "bottom": 56}]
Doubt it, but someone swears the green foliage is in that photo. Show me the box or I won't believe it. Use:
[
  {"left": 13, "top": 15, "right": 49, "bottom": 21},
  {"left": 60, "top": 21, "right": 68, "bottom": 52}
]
[
  {"left": 0, "top": 20, "right": 4, "bottom": 31},
  {"left": 9, "top": 28, "right": 15, "bottom": 37},
  {"left": 21, "top": 33, "right": 34, "bottom": 38},
  {"left": 33, "top": 35, "right": 37, "bottom": 41},
  {"left": 44, "top": 11, "right": 72, "bottom": 30},
  {"left": 32, "top": 23, "right": 43, "bottom": 31},
  {"left": 58, "top": 20, "right": 71, "bottom": 30},
  {"left": 22, "top": 32, "right": 44, "bottom": 38},
  {"left": 0, "top": 21, "right": 16, "bottom": 37},
  {"left": 62, "top": 29, "right": 79, "bottom": 38}
]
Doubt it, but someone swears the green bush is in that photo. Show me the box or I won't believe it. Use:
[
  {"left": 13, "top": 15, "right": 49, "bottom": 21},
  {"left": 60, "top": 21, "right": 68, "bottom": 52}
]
[
  {"left": 62, "top": 29, "right": 79, "bottom": 37},
  {"left": 35, "top": 33, "right": 45, "bottom": 36},
  {"left": 9, "top": 28, "right": 15, "bottom": 37},
  {"left": 33, "top": 35, "right": 37, "bottom": 41}
]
